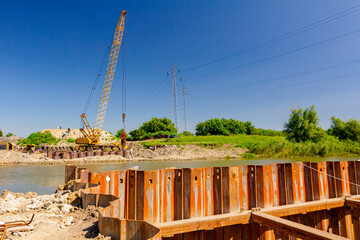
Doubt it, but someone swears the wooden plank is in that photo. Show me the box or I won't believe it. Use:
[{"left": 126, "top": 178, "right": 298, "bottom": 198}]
[
  {"left": 155, "top": 197, "right": 348, "bottom": 236},
  {"left": 251, "top": 212, "right": 349, "bottom": 240},
  {"left": 346, "top": 198, "right": 360, "bottom": 208}
]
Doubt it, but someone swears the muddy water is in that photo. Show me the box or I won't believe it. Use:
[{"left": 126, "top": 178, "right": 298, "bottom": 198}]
[{"left": 0, "top": 157, "right": 358, "bottom": 194}]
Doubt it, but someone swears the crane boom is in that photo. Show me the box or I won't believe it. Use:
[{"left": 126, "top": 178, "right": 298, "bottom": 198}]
[{"left": 94, "top": 10, "right": 127, "bottom": 130}]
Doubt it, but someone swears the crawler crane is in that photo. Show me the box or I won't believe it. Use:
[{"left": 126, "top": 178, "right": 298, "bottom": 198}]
[{"left": 75, "top": 10, "right": 127, "bottom": 152}]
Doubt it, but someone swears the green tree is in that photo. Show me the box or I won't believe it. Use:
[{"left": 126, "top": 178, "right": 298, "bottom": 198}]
[
  {"left": 139, "top": 117, "right": 177, "bottom": 133},
  {"left": 6, "top": 133, "right": 14, "bottom": 137},
  {"left": 180, "top": 131, "right": 194, "bottom": 136},
  {"left": 195, "top": 118, "right": 229, "bottom": 136},
  {"left": 222, "top": 118, "right": 246, "bottom": 134},
  {"left": 128, "top": 117, "right": 177, "bottom": 140},
  {"left": 284, "top": 106, "right": 326, "bottom": 142},
  {"left": 329, "top": 117, "right": 360, "bottom": 142},
  {"left": 245, "top": 121, "right": 255, "bottom": 135},
  {"left": 0, "top": 130, "right": 3, "bottom": 137},
  {"left": 195, "top": 118, "right": 254, "bottom": 136},
  {"left": 18, "top": 131, "right": 59, "bottom": 146}
]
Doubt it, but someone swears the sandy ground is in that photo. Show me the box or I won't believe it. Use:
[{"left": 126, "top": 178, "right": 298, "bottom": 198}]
[
  {"left": 0, "top": 144, "right": 246, "bottom": 166},
  {"left": 0, "top": 189, "right": 107, "bottom": 240}
]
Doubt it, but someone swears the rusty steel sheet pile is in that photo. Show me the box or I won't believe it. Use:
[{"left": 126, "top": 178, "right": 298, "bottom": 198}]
[{"left": 66, "top": 161, "right": 360, "bottom": 240}]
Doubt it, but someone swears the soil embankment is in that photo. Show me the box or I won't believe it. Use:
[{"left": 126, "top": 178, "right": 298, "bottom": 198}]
[{"left": 0, "top": 144, "right": 246, "bottom": 165}]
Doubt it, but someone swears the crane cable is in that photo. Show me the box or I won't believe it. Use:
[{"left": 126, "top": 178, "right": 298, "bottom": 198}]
[
  {"left": 122, "top": 22, "right": 127, "bottom": 135},
  {"left": 79, "top": 40, "right": 112, "bottom": 129}
]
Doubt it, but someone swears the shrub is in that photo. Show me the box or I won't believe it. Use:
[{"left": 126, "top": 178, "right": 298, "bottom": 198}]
[
  {"left": 128, "top": 117, "right": 177, "bottom": 140},
  {"left": 284, "top": 105, "right": 326, "bottom": 142},
  {"left": 329, "top": 117, "right": 360, "bottom": 142},
  {"left": 67, "top": 138, "right": 76, "bottom": 143},
  {"left": 180, "top": 131, "right": 194, "bottom": 136},
  {"left": 18, "top": 131, "right": 59, "bottom": 146},
  {"left": 195, "top": 118, "right": 254, "bottom": 136}
]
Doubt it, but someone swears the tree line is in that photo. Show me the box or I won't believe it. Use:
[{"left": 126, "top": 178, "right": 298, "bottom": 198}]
[{"left": 124, "top": 106, "right": 360, "bottom": 144}]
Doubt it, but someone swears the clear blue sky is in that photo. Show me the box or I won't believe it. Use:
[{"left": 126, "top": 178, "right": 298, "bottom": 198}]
[{"left": 1, "top": 0, "right": 360, "bottom": 137}]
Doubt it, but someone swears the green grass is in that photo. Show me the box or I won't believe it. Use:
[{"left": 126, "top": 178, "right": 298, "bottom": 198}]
[{"left": 138, "top": 134, "right": 360, "bottom": 158}]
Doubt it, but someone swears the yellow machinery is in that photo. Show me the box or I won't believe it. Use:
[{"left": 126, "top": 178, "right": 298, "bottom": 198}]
[
  {"left": 76, "top": 10, "right": 127, "bottom": 152},
  {"left": 0, "top": 142, "right": 14, "bottom": 150}
]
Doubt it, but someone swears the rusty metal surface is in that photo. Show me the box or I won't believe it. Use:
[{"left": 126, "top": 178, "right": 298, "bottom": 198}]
[
  {"left": 0, "top": 214, "right": 35, "bottom": 240},
  {"left": 65, "top": 161, "right": 360, "bottom": 240}
]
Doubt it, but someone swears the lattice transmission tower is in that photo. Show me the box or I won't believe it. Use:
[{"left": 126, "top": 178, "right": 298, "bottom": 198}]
[
  {"left": 167, "top": 63, "right": 181, "bottom": 129},
  {"left": 181, "top": 83, "right": 189, "bottom": 132}
]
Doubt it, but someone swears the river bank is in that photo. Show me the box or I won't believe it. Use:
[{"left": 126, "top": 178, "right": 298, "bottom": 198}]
[{"left": 0, "top": 144, "right": 247, "bottom": 166}]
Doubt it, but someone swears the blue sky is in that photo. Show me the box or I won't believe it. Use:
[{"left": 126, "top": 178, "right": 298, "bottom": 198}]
[{"left": 1, "top": 0, "right": 360, "bottom": 136}]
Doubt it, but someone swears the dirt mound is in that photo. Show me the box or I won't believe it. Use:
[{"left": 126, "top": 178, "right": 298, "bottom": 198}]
[{"left": 40, "top": 129, "right": 114, "bottom": 143}]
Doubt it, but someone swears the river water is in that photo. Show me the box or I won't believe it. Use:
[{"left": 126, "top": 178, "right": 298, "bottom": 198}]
[{"left": 0, "top": 157, "right": 358, "bottom": 194}]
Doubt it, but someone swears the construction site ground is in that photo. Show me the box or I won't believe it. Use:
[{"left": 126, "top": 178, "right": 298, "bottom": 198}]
[
  {"left": 0, "top": 189, "right": 107, "bottom": 240},
  {"left": 0, "top": 144, "right": 247, "bottom": 166}
]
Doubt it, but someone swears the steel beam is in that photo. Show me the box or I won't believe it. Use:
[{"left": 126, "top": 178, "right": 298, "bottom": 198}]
[{"left": 251, "top": 211, "right": 349, "bottom": 240}]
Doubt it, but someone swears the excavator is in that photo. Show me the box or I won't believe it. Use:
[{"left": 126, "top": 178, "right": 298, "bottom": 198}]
[{"left": 75, "top": 10, "right": 127, "bottom": 152}]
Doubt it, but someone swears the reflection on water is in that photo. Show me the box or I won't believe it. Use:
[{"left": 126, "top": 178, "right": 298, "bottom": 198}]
[{"left": 0, "top": 157, "right": 358, "bottom": 194}]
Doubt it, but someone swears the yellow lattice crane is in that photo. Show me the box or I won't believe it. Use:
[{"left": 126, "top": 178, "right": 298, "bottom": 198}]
[{"left": 76, "top": 10, "right": 127, "bottom": 152}]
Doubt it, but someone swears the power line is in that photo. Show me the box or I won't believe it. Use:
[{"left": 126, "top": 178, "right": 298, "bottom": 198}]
[
  {"left": 196, "top": 57, "right": 360, "bottom": 93},
  {"left": 194, "top": 71, "right": 360, "bottom": 98},
  {"left": 182, "top": 3, "right": 360, "bottom": 73},
  {"left": 186, "top": 27, "right": 360, "bottom": 81},
  {"left": 130, "top": 81, "right": 171, "bottom": 120}
]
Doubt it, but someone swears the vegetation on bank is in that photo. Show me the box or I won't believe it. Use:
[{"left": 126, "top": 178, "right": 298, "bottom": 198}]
[
  {"left": 127, "top": 117, "right": 177, "bottom": 140},
  {"left": 140, "top": 134, "right": 360, "bottom": 158},
  {"left": 131, "top": 106, "right": 360, "bottom": 158},
  {"left": 18, "top": 131, "right": 60, "bottom": 146}
]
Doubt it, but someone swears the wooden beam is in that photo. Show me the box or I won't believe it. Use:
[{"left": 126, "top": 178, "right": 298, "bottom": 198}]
[
  {"left": 346, "top": 198, "right": 360, "bottom": 208},
  {"left": 251, "top": 212, "right": 349, "bottom": 240},
  {"left": 261, "top": 197, "right": 345, "bottom": 217},
  {"left": 156, "top": 211, "right": 251, "bottom": 236},
  {"left": 156, "top": 197, "right": 351, "bottom": 236}
]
